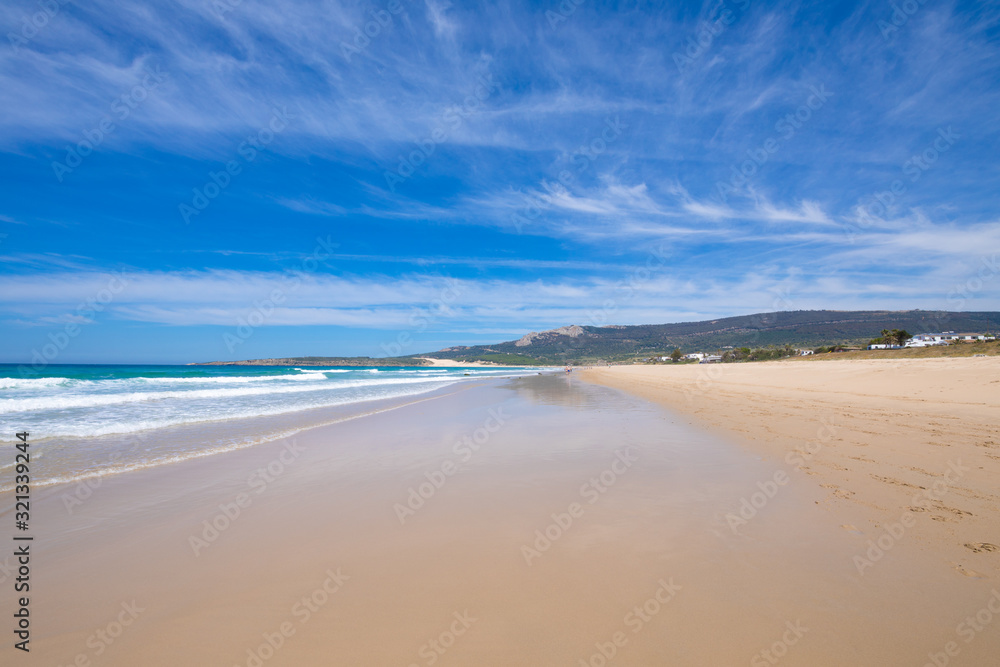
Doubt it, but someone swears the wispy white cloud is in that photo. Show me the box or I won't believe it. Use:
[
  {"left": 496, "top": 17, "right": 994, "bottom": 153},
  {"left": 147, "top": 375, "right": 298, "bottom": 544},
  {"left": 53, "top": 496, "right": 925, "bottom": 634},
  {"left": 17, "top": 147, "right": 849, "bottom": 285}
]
[
  {"left": 753, "top": 198, "right": 834, "bottom": 225},
  {"left": 424, "top": 0, "right": 458, "bottom": 40},
  {"left": 2, "top": 260, "right": 996, "bottom": 334}
]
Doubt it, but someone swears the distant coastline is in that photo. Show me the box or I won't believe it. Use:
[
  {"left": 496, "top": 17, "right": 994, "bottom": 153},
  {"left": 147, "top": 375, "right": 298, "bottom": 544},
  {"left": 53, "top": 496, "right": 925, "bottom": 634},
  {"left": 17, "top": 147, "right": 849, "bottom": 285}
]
[
  {"left": 189, "top": 356, "right": 434, "bottom": 367},
  {"left": 189, "top": 356, "right": 513, "bottom": 367}
]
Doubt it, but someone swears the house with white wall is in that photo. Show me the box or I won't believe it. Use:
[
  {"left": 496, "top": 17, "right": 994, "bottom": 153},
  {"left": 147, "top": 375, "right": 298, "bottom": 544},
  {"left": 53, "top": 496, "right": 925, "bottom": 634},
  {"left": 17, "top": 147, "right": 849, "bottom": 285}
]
[{"left": 905, "top": 332, "right": 993, "bottom": 347}]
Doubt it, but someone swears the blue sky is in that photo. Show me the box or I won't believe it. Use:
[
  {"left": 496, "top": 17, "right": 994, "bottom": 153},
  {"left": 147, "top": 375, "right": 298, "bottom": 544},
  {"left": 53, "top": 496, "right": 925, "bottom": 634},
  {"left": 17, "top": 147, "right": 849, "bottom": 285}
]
[{"left": 1, "top": 0, "right": 998, "bottom": 363}]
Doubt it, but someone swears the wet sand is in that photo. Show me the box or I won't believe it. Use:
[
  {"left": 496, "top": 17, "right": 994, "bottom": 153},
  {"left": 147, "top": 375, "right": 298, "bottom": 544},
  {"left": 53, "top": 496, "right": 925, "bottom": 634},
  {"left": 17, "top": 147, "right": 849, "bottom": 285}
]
[{"left": 4, "top": 373, "right": 998, "bottom": 665}]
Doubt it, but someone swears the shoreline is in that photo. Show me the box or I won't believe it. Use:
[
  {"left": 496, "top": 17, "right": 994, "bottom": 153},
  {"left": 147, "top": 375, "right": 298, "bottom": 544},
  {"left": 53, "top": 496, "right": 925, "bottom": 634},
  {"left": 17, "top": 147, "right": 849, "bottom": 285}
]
[
  {"left": 183, "top": 358, "right": 539, "bottom": 368},
  {"left": 0, "top": 384, "right": 474, "bottom": 494},
  {"left": 1, "top": 365, "right": 545, "bottom": 494}
]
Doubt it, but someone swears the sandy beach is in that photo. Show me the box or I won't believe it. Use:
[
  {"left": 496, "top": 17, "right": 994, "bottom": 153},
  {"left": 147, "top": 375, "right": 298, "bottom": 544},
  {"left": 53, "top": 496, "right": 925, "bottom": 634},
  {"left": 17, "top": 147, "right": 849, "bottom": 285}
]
[
  {"left": 582, "top": 357, "right": 1000, "bottom": 580},
  {"left": 2, "top": 368, "right": 997, "bottom": 665}
]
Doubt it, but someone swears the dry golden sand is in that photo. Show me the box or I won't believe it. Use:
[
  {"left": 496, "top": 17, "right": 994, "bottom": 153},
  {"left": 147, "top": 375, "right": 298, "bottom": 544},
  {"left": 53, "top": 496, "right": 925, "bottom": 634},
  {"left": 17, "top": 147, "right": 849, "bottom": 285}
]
[{"left": 582, "top": 358, "right": 1000, "bottom": 581}]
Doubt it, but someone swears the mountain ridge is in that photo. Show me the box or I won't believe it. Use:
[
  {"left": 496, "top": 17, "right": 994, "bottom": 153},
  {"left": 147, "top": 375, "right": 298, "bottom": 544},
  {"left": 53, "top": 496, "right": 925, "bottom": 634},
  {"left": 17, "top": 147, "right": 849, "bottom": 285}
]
[{"left": 422, "top": 309, "right": 1000, "bottom": 365}]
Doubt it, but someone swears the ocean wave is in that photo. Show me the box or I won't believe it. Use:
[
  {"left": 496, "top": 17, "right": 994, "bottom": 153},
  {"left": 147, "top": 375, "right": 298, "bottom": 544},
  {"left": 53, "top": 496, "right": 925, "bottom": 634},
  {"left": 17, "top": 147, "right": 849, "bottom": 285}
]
[
  {"left": 131, "top": 373, "right": 329, "bottom": 384},
  {"left": 0, "top": 382, "right": 462, "bottom": 441},
  {"left": 0, "top": 377, "right": 71, "bottom": 389},
  {"left": 1, "top": 371, "right": 349, "bottom": 392},
  {"left": 0, "top": 375, "right": 460, "bottom": 414}
]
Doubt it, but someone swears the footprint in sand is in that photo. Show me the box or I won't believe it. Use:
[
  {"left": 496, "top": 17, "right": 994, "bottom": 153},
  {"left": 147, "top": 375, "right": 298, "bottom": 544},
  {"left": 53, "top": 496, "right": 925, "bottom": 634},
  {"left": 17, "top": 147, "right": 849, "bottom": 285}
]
[
  {"left": 934, "top": 505, "right": 973, "bottom": 517},
  {"left": 871, "top": 474, "right": 924, "bottom": 490},
  {"left": 953, "top": 564, "right": 983, "bottom": 578},
  {"left": 820, "top": 483, "right": 854, "bottom": 499},
  {"left": 964, "top": 543, "right": 999, "bottom": 554}
]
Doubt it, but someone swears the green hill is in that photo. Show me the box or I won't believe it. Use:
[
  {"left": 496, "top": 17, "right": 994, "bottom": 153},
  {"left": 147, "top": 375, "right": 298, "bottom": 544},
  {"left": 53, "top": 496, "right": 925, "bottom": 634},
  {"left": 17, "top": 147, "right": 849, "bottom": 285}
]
[{"left": 423, "top": 310, "right": 1000, "bottom": 365}]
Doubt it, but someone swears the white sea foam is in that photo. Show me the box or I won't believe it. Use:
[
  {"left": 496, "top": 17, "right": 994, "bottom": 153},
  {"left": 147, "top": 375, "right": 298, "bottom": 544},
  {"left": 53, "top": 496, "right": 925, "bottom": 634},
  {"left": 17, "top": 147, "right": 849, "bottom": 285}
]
[
  {"left": 131, "top": 373, "right": 329, "bottom": 384},
  {"left": 26, "top": 384, "right": 456, "bottom": 438},
  {"left": 0, "top": 375, "right": 459, "bottom": 414},
  {"left": 0, "top": 377, "right": 71, "bottom": 389}
]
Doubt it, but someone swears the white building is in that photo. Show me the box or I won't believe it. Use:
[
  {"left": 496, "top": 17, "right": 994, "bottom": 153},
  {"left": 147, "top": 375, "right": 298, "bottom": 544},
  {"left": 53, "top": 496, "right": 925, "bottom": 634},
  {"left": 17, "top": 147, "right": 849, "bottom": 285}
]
[
  {"left": 699, "top": 355, "right": 723, "bottom": 363},
  {"left": 683, "top": 352, "right": 706, "bottom": 361},
  {"left": 905, "top": 332, "right": 993, "bottom": 348},
  {"left": 905, "top": 339, "right": 947, "bottom": 348}
]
